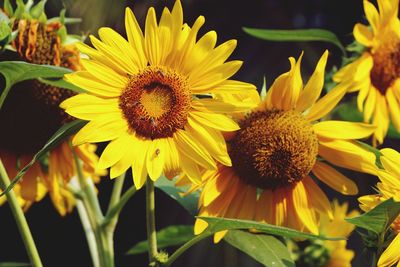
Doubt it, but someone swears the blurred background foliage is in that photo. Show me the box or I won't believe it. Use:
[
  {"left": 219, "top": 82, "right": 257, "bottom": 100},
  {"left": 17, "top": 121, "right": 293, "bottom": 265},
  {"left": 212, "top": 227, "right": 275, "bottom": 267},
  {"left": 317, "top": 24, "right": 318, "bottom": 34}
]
[{"left": 0, "top": 0, "right": 385, "bottom": 266}]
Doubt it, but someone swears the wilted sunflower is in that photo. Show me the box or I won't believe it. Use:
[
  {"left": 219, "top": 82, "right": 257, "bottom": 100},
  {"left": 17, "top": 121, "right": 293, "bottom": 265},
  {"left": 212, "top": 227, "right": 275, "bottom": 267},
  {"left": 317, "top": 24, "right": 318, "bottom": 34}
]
[
  {"left": 359, "top": 148, "right": 400, "bottom": 267},
  {"left": 195, "top": 51, "right": 377, "bottom": 241},
  {"left": 0, "top": 2, "right": 104, "bottom": 215},
  {"left": 333, "top": 0, "right": 400, "bottom": 145},
  {"left": 60, "top": 0, "right": 257, "bottom": 189}
]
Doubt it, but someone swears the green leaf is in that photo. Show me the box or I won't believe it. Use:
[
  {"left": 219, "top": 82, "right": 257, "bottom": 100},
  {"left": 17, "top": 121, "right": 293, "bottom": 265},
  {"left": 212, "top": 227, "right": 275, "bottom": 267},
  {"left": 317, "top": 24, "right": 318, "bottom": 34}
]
[
  {"left": 346, "top": 198, "right": 400, "bottom": 234},
  {"left": 127, "top": 225, "right": 194, "bottom": 255},
  {"left": 198, "top": 217, "right": 342, "bottom": 241},
  {"left": 0, "top": 61, "right": 72, "bottom": 109},
  {"left": 154, "top": 176, "right": 199, "bottom": 216},
  {"left": 37, "top": 77, "right": 86, "bottom": 93},
  {"left": 30, "top": 0, "right": 46, "bottom": 19},
  {"left": 224, "top": 230, "right": 294, "bottom": 267},
  {"left": 3, "top": 0, "right": 14, "bottom": 16},
  {"left": 0, "top": 263, "right": 30, "bottom": 267},
  {"left": 0, "top": 120, "right": 87, "bottom": 196},
  {"left": 243, "top": 27, "right": 345, "bottom": 54},
  {"left": 0, "top": 21, "right": 11, "bottom": 44}
]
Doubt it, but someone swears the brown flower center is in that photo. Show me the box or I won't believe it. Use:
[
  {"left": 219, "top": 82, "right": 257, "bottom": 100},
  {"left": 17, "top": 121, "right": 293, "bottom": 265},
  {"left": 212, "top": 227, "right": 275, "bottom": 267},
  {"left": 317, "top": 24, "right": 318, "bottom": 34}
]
[
  {"left": 228, "top": 109, "right": 319, "bottom": 190},
  {"left": 370, "top": 37, "right": 400, "bottom": 95},
  {"left": 0, "top": 19, "right": 80, "bottom": 154},
  {"left": 119, "top": 67, "right": 191, "bottom": 139}
]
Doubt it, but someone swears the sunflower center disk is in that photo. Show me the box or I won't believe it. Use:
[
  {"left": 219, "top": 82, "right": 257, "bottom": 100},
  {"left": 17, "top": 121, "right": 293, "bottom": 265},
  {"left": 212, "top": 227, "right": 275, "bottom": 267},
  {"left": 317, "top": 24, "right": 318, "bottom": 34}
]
[
  {"left": 228, "top": 109, "right": 319, "bottom": 190},
  {"left": 119, "top": 67, "right": 191, "bottom": 139},
  {"left": 370, "top": 38, "right": 400, "bottom": 94}
]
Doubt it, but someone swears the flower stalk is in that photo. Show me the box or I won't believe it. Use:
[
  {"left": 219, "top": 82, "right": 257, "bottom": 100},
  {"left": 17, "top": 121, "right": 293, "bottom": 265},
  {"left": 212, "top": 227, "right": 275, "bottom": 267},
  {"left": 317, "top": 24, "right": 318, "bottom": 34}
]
[
  {"left": 146, "top": 178, "right": 158, "bottom": 266},
  {"left": 0, "top": 159, "right": 43, "bottom": 267}
]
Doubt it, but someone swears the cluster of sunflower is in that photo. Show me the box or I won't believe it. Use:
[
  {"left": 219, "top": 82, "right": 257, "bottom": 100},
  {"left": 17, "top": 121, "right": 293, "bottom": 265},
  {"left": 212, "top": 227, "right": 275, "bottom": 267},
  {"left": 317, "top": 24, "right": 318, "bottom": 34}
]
[{"left": 2, "top": 0, "right": 400, "bottom": 266}]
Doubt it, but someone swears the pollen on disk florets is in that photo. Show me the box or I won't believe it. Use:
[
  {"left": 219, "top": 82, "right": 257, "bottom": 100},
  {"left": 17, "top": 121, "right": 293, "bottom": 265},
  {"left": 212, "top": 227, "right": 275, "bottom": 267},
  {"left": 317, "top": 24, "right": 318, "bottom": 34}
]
[
  {"left": 119, "top": 66, "right": 192, "bottom": 139},
  {"left": 370, "top": 36, "right": 400, "bottom": 95},
  {"left": 229, "top": 109, "right": 319, "bottom": 190}
]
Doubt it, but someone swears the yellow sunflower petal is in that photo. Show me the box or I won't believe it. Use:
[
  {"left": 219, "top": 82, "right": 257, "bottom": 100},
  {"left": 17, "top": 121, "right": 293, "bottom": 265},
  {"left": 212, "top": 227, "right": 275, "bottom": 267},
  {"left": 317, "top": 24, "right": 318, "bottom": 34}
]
[
  {"left": 174, "top": 130, "right": 216, "bottom": 170},
  {"left": 313, "top": 120, "right": 375, "bottom": 140},
  {"left": 303, "top": 176, "right": 333, "bottom": 219},
  {"left": 192, "top": 98, "right": 254, "bottom": 114},
  {"left": 110, "top": 138, "right": 140, "bottom": 178},
  {"left": 187, "top": 118, "right": 231, "bottom": 166},
  {"left": 318, "top": 139, "right": 377, "bottom": 175},
  {"left": 64, "top": 71, "right": 122, "bottom": 97},
  {"left": 312, "top": 161, "right": 358, "bottom": 195},
  {"left": 72, "top": 117, "right": 128, "bottom": 146},
  {"left": 381, "top": 148, "right": 400, "bottom": 177},
  {"left": 364, "top": 86, "right": 377, "bottom": 122},
  {"left": 89, "top": 35, "right": 136, "bottom": 75},
  {"left": 296, "top": 50, "right": 329, "bottom": 112},
  {"left": 373, "top": 93, "right": 390, "bottom": 144},
  {"left": 98, "top": 27, "right": 141, "bottom": 72},
  {"left": 189, "top": 39, "right": 237, "bottom": 82},
  {"left": 80, "top": 59, "right": 129, "bottom": 88},
  {"left": 378, "top": 234, "right": 400, "bottom": 267},
  {"left": 146, "top": 139, "right": 166, "bottom": 181},
  {"left": 125, "top": 7, "right": 147, "bottom": 68},
  {"left": 377, "top": 170, "right": 400, "bottom": 189},
  {"left": 189, "top": 111, "right": 240, "bottom": 131},
  {"left": 194, "top": 218, "right": 209, "bottom": 235},
  {"left": 132, "top": 140, "right": 149, "bottom": 189},
  {"left": 60, "top": 94, "right": 120, "bottom": 120},
  {"left": 190, "top": 60, "right": 243, "bottom": 92},
  {"left": 305, "top": 82, "right": 348, "bottom": 121},
  {"left": 353, "top": 23, "right": 374, "bottom": 47},
  {"left": 98, "top": 133, "right": 132, "bottom": 169},
  {"left": 163, "top": 138, "right": 180, "bottom": 179},
  {"left": 292, "top": 181, "right": 319, "bottom": 234},
  {"left": 364, "top": 0, "right": 380, "bottom": 32},
  {"left": 144, "top": 7, "right": 161, "bottom": 66},
  {"left": 387, "top": 89, "right": 400, "bottom": 131}
]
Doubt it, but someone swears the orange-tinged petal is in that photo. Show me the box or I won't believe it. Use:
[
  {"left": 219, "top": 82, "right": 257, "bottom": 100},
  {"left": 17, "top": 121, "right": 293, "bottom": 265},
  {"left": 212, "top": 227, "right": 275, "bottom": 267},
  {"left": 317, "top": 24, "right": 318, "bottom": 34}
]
[
  {"left": 292, "top": 181, "right": 318, "bottom": 234},
  {"left": 312, "top": 161, "right": 358, "bottom": 195}
]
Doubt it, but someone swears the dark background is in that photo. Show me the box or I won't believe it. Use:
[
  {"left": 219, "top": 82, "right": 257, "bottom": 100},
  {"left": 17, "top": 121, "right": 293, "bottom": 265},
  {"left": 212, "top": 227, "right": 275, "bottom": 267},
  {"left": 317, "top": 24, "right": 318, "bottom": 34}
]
[{"left": 0, "top": 0, "right": 381, "bottom": 266}]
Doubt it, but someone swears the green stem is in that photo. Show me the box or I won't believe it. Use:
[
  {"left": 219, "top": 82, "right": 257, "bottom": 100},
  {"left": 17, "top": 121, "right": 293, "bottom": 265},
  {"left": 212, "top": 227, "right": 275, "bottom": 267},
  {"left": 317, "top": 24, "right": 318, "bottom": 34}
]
[
  {"left": 104, "top": 174, "right": 126, "bottom": 261},
  {"left": 0, "top": 159, "right": 43, "bottom": 267},
  {"left": 72, "top": 151, "right": 114, "bottom": 267},
  {"left": 102, "top": 184, "right": 137, "bottom": 227},
  {"left": 146, "top": 178, "right": 158, "bottom": 266},
  {"left": 75, "top": 196, "right": 100, "bottom": 267},
  {"left": 163, "top": 233, "right": 211, "bottom": 267}
]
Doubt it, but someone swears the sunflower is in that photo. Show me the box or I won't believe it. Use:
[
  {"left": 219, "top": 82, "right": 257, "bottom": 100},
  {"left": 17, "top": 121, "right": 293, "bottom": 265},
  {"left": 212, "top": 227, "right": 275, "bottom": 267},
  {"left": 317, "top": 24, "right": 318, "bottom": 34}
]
[
  {"left": 0, "top": 3, "right": 104, "bottom": 215},
  {"left": 333, "top": 0, "right": 400, "bottom": 145},
  {"left": 289, "top": 200, "right": 358, "bottom": 267},
  {"left": 359, "top": 148, "right": 400, "bottom": 267},
  {"left": 60, "top": 0, "right": 257, "bottom": 189},
  {"left": 194, "top": 51, "right": 377, "bottom": 242},
  {"left": 320, "top": 200, "right": 358, "bottom": 267}
]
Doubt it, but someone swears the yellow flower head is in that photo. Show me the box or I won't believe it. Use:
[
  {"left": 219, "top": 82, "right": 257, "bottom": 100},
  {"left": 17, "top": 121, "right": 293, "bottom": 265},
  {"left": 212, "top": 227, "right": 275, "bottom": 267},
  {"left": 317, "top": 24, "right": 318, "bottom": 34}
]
[
  {"left": 290, "top": 200, "right": 358, "bottom": 267},
  {"left": 0, "top": 10, "right": 104, "bottom": 215},
  {"left": 333, "top": 0, "right": 400, "bottom": 145},
  {"left": 195, "top": 51, "right": 377, "bottom": 242},
  {"left": 359, "top": 148, "right": 400, "bottom": 267},
  {"left": 60, "top": 0, "right": 257, "bottom": 188},
  {"left": 320, "top": 200, "right": 358, "bottom": 267}
]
